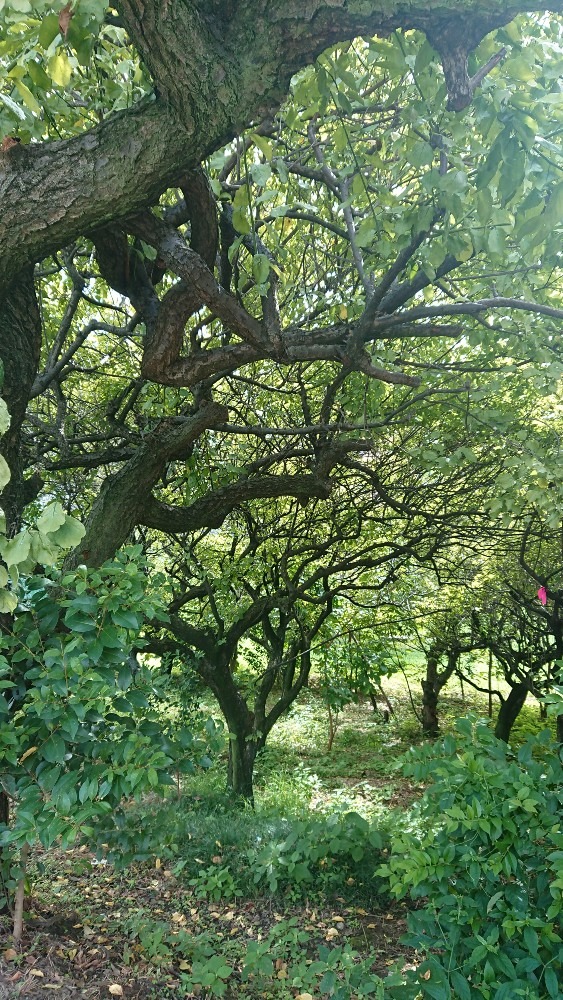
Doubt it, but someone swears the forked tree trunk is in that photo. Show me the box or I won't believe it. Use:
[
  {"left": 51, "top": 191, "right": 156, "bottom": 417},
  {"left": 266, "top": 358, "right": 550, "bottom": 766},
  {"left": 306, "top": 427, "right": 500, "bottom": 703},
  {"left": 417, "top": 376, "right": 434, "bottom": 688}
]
[
  {"left": 494, "top": 684, "right": 528, "bottom": 742},
  {"left": 421, "top": 649, "right": 456, "bottom": 737}
]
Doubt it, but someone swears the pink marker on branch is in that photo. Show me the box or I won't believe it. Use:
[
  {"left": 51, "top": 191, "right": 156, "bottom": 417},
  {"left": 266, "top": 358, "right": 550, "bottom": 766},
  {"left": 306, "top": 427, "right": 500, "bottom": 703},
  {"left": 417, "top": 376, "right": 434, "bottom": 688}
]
[{"left": 537, "top": 586, "right": 547, "bottom": 606}]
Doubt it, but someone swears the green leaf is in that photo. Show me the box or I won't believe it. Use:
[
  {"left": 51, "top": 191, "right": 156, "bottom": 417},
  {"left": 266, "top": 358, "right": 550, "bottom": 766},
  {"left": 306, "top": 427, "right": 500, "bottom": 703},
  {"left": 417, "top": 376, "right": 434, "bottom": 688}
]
[
  {"left": 0, "top": 590, "right": 17, "bottom": 613},
  {"left": 252, "top": 253, "right": 270, "bottom": 286},
  {"left": 0, "top": 531, "right": 30, "bottom": 567},
  {"left": 48, "top": 52, "right": 72, "bottom": 88},
  {"left": 250, "top": 162, "right": 271, "bottom": 187},
  {"left": 42, "top": 733, "right": 66, "bottom": 764},
  {"left": 545, "top": 968, "right": 560, "bottom": 998},
  {"left": 232, "top": 206, "right": 251, "bottom": 234},
  {"left": 117, "top": 665, "right": 132, "bottom": 690},
  {"left": 50, "top": 515, "right": 85, "bottom": 548},
  {"left": 38, "top": 13, "right": 61, "bottom": 50},
  {"left": 0, "top": 92, "right": 27, "bottom": 120},
  {"left": 251, "top": 133, "right": 273, "bottom": 160},
  {"left": 37, "top": 502, "right": 67, "bottom": 535},
  {"left": 14, "top": 81, "right": 42, "bottom": 117},
  {"left": 111, "top": 609, "right": 140, "bottom": 630},
  {"left": 0, "top": 454, "right": 11, "bottom": 491},
  {"left": 0, "top": 399, "right": 10, "bottom": 435},
  {"left": 450, "top": 971, "right": 471, "bottom": 1000}
]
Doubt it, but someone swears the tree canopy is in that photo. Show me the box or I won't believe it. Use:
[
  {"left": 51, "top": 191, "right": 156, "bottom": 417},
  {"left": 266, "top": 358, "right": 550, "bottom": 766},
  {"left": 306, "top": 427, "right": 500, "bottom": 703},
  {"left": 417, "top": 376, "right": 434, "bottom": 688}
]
[{"left": 0, "top": 1, "right": 562, "bottom": 801}]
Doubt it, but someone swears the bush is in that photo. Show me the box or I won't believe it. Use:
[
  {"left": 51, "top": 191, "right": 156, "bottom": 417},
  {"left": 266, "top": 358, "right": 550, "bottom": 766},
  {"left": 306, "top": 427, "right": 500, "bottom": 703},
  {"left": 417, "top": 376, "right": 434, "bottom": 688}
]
[
  {"left": 248, "top": 810, "right": 388, "bottom": 896},
  {"left": 380, "top": 717, "right": 563, "bottom": 999}
]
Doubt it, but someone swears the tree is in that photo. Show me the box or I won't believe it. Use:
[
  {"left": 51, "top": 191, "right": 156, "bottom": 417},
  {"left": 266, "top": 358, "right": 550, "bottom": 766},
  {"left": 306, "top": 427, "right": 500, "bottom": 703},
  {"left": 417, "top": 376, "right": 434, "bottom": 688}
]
[
  {"left": 1, "top": 4, "right": 563, "bottom": 537},
  {"left": 1, "top": 2, "right": 562, "bottom": 802},
  {"left": 469, "top": 515, "right": 563, "bottom": 741}
]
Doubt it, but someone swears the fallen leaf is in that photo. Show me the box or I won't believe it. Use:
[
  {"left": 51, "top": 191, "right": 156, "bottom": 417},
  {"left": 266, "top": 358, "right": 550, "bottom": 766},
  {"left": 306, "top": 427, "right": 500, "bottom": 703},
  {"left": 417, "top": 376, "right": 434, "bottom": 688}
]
[
  {"left": 178, "top": 960, "right": 191, "bottom": 971},
  {"left": 295, "top": 994, "right": 314, "bottom": 1000},
  {"left": 58, "top": 2, "right": 73, "bottom": 37},
  {"left": 325, "top": 927, "right": 339, "bottom": 940},
  {"left": 108, "top": 987, "right": 123, "bottom": 997},
  {"left": 3, "top": 948, "right": 18, "bottom": 962},
  {"left": 30, "top": 970, "right": 45, "bottom": 977},
  {"left": 19, "top": 745, "right": 38, "bottom": 763},
  {"left": 82, "top": 926, "right": 95, "bottom": 937}
]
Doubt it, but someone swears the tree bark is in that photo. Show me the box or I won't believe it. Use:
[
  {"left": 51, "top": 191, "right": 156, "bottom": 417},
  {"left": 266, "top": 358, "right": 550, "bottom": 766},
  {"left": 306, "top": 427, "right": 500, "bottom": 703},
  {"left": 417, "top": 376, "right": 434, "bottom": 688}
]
[
  {"left": 421, "top": 648, "right": 457, "bottom": 737},
  {"left": 227, "top": 734, "right": 261, "bottom": 803},
  {"left": 421, "top": 671, "right": 440, "bottom": 738},
  {"left": 494, "top": 684, "right": 528, "bottom": 742},
  {"left": 1, "top": 0, "right": 560, "bottom": 291},
  {"left": 0, "top": 101, "right": 207, "bottom": 292},
  {"left": 0, "top": 267, "right": 42, "bottom": 530},
  {"left": 65, "top": 402, "right": 228, "bottom": 568}
]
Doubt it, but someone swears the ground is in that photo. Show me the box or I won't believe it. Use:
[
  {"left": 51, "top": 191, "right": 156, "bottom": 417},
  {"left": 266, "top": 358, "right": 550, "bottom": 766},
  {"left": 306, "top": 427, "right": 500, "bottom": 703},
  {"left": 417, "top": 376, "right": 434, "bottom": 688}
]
[{"left": 0, "top": 669, "right": 549, "bottom": 998}]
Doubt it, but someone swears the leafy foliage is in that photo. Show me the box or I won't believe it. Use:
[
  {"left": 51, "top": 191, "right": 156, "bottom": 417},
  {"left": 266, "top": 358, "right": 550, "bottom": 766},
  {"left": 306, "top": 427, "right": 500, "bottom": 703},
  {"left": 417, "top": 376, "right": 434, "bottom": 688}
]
[
  {"left": 381, "top": 718, "right": 563, "bottom": 999},
  {"left": 0, "top": 549, "right": 220, "bottom": 907}
]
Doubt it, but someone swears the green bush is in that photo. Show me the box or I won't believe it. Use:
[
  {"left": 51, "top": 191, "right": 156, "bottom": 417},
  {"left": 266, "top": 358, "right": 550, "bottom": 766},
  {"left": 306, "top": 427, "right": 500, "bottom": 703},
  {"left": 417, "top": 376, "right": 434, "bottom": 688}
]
[
  {"left": 248, "top": 810, "right": 388, "bottom": 895},
  {"left": 380, "top": 717, "right": 563, "bottom": 1000}
]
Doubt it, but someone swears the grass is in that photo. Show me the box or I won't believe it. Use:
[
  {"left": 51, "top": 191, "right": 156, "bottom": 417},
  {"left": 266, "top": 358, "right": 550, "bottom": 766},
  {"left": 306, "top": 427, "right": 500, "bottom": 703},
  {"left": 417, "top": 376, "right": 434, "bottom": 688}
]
[{"left": 1, "top": 663, "right": 555, "bottom": 999}]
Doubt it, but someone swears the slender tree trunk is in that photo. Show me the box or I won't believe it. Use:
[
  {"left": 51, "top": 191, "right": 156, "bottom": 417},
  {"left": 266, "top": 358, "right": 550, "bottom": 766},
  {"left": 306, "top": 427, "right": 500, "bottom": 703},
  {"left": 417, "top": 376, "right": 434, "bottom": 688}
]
[
  {"left": 12, "top": 842, "right": 29, "bottom": 944},
  {"left": 494, "top": 684, "right": 528, "bottom": 742},
  {"left": 421, "top": 653, "right": 440, "bottom": 737},
  {"left": 557, "top": 714, "right": 563, "bottom": 744},
  {"left": 327, "top": 704, "right": 337, "bottom": 751},
  {"left": 227, "top": 733, "right": 258, "bottom": 803},
  {"left": 488, "top": 651, "right": 493, "bottom": 718}
]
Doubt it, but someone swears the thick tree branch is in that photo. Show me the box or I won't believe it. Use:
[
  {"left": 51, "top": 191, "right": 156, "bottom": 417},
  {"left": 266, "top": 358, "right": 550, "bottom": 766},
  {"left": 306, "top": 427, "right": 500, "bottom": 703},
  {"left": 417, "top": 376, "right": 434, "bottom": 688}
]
[
  {"left": 66, "top": 401, "right": 228, "bottom": 568},
  {"left": 140, "top": 473, "right": 332, "bottom": 533},
  {"left": 1, "top": 0, "right": 559, "bottom": 295}
]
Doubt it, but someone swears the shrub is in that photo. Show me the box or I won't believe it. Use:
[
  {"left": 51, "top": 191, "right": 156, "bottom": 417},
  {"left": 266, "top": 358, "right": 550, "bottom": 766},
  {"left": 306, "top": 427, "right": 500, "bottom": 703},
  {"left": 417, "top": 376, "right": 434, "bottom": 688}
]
[
  {"left": 379, "top": 717, "right": 563, "bottom": 999},
  {"left": 248, "top": 810, "right": 388, "bottom": 895}
]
